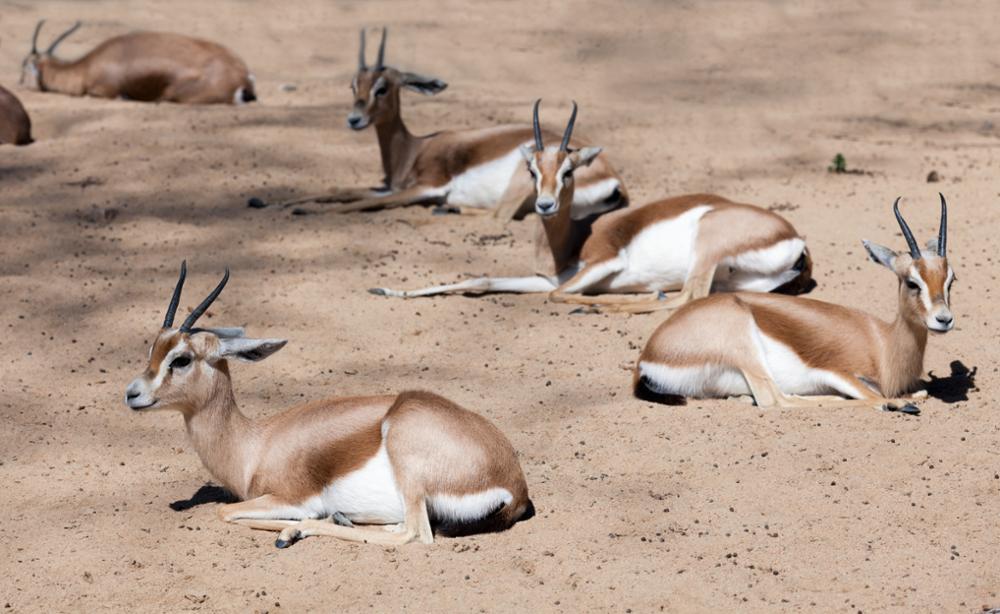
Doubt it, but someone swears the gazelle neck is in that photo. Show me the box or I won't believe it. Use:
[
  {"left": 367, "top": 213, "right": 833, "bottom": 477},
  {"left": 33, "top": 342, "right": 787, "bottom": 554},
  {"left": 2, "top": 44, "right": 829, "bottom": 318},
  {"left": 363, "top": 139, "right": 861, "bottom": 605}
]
[
  {"left": 540, "top": 184, "right": 585, "bottom": 274},
  {"left": 882, "top": 284, "right": 930, "bottom": 397},
  {"left": 182, "top": 364, "right": 258, "bottom": 499},
  {"left": 38, "top": 58, "right": 87, "bottom": 96},
  {"left": 374, "top": 106, "right": 420, "bottom": 189}
]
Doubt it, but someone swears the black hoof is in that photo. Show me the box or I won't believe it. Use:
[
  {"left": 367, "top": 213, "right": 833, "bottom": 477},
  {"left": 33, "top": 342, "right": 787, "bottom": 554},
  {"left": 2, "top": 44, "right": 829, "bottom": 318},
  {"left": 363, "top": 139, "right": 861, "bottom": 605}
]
[
  {"left": 432, "top": 206, "right": 460, "bottom": 216},
  {"left": 291, "top": 208, "right": 312, "bottom": 216},
  {"left": 274, "top": 538, "right": 291, "bottom": 549},
  {"left": 899, "top": 403, "right": 921, "bottom": 415},
  {"left": 368, "top": 288, "right": 387, "bottom": 296},
  {"left": 247, "top": 197, "right": 267, "bottom": 209}
]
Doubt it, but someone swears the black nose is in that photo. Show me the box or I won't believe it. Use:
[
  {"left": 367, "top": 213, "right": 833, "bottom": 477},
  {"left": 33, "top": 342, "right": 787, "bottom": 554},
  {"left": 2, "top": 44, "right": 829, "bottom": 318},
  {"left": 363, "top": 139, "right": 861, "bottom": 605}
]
[
  {"left": 348, "top": 116, "right": 362, "bottom": 127},
  {"left": 936, "top": 314, "right": 953, "bottom": 325},
  {"left": 126, "top": 391, "right": 140, "bottom": 400},
  {"left": 536, "top": 200, "right": 556, "bottom": 214}
]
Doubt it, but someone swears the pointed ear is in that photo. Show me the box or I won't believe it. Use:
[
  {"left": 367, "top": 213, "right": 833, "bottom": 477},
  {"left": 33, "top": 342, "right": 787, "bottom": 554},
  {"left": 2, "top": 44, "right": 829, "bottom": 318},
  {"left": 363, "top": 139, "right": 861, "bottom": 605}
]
[
  {"left": 571, "top": 146, "right": 603, "bottom": 168},
  {"left": 216, "top": 337, "right": 287, "bottom": 362},
  {"left": 862, "top": 240, "right": 898, "bottom": 270},
  {"left": 519, "top": 144, "right": 536, "bottom": 163},
  {"left": 399, "top": 72, "right": 447, "bottom": 95}
]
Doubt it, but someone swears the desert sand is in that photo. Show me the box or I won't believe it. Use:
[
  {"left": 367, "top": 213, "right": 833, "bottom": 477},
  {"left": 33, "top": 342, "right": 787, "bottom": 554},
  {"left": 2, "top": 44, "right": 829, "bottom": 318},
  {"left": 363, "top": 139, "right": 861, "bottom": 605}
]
[{"left": 1, "top": 0, "right": 998, "bottom": 611}]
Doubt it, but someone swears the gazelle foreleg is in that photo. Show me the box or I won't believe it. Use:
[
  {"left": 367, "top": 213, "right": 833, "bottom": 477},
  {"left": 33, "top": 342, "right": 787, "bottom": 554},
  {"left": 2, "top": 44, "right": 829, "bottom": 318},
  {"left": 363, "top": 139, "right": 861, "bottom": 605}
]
[
  {"left": 291, "top": 187, "right": 442, "bottom": 215},
  {"left": 276, "top": 187, "right": 388, "bottom": 209},
  {"left": 275, "top": 495, "right": 434, "bottom": 548},
  {"left": 370, "top": 275, "right": 557, "bottom": 298},
  {"left": 740, "top": 371, "right": 922, "bottom": 412},
  {"left": 548, "top": 258, "right": 663, "bottom": 306}
]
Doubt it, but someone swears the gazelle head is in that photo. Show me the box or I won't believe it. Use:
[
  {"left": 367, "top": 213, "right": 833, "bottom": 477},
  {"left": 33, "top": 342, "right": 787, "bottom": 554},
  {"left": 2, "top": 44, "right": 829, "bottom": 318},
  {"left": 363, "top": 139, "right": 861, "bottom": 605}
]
[
  {"left": 20, "top": 20, "right": 81, "bottom": 88},
  {"left": 519, "top": 100, "right": 603, "bottom": 218},
  {"left": 124, "top": 263, "right": 287, "bottom": 415},
  {"left": 863, "top": 194, "right": 955, "bottom": 333},
  {"left": 347, "top": 28, "right": 447, "bottom": 131}
]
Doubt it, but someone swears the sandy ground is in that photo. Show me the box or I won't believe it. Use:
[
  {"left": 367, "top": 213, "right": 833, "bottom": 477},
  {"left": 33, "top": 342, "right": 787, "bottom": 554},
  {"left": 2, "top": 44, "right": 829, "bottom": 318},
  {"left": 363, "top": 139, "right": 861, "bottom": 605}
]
[{"left": 2, "top": 0, "right": 999, "bottom": 611}]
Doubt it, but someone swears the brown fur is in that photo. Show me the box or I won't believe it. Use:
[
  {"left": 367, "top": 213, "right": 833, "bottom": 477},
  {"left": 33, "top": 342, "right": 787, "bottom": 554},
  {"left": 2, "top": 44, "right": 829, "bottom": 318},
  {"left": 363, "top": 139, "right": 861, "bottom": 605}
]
[
  {"left": 0, "top": 85, "right": 32, "bottom": 145},
  {"left": 31, "top": 31, "right": 253, "bottom": 104}
]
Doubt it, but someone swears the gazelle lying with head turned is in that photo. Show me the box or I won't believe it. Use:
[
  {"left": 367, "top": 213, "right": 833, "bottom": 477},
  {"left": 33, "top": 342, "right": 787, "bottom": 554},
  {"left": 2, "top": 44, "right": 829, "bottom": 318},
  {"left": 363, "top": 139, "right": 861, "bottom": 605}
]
[
  {"left": 22, "top": 21, "right": 256, "bottom": 104},
  {"left": 0, "top": 84, "right": 32, "bottom": 145},
  {"left": 371, "top": 101, "right": 812, "bottom": 312},
  {"left": 125, "top": 263, "right": 533, "bottom": 548},
  {"left": 635, "top": 196, "right": 955, "bottom": 411},
  {"left": 279, "top": 28, "right": 627, "bottom": 218}
]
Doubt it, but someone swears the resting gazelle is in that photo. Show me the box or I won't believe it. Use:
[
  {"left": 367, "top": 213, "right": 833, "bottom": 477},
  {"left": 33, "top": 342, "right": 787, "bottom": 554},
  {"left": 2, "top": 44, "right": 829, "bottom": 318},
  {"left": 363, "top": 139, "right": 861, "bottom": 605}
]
[
  {"left": 21, "top": 20, "right": 256, "bottom": 104},
  {"left": 0, "top": 85, "right": 32, "bottom": 145},
  {"left": 371, "top": 100, "right": 813, "bottom": 313},
  {"left": 635, "top": 195, "right": 955, "bottom": 411},
  {"left": 280, "top": 28, "right": 627, "bottom": 218},
  {"left": 125, "top": 263, "right": 533, "bottom": 547}
]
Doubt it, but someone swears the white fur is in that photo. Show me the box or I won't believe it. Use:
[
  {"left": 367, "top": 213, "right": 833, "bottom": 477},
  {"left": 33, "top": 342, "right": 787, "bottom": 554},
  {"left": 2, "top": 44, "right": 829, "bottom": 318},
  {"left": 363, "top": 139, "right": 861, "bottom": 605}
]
[
  {"left": 638, "top": 361, "right": 750, "bottom": 397},
  {"left": 561, "top": 256, "right": 626, "bottom": 293},
  {"left": 751, "top": 327, "right": 867, "bottom": 397},
  {"left": 307, "top": 442, "right": 405, "bottom": 525},
  {"left": 603, "top": 205, "right": 714, "bottom": 292},
  {"left": 445, "top": 147, "right": 524, "bottom": 209},
  {"left": 570, "top": 177, "right": 621, "bottom": 219},
  {"left": 712, "top": 238, "right": 805, "bottom": 292},
  {"left": 428, "top": 488, "right": 513, "bottom": 523}
]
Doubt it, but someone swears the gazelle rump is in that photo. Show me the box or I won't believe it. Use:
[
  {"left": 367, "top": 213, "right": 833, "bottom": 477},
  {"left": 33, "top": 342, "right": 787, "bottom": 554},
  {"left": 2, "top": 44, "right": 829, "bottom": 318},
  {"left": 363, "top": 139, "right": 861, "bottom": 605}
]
[
  {"left": 22, "top": 21, "right": 256, "bottom": 104},
  {"left": 0, "top": 85, "right": 32, "bottom": 145},
  {"left": 370, "top": 101, "right": 812, "bottom": 311},
  {"left": 635, "top": 195, "right": 955, "bottom": 411},
  {"left": 280, "top": 28, "right": 627, "bottom": 217},
  {"left": 125, "top": 263, "right": 533, "bottom": 547}
]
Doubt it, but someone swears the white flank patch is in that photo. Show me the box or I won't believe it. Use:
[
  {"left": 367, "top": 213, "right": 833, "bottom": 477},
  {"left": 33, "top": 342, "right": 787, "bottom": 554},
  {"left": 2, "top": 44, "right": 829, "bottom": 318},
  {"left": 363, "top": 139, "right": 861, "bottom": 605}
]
[
  {"left": 637, "top": 360, "right": 751, "bottom": 397},
  {"left": 570, "top": 177, "right": 622, "bottom": 220},
  {"left": 307, "top": 442, "right": 405, "bottom": 525},
  {"left": 714, "top": 237, "right": 805, "bottom": 292},
  {"left": 752, "top": 323, "right": 868, "bottom": 398},
  {"left": 233, "top": 87, "right": 246, "bottom": 105},
  {"left": 428, "top": 488, "right": 513, "bottom": 523},
  {"left": 604, "top": 205, "right": 714, "bottom": 292},
  {"left": 445, "top": 147, "right": 524, "bottom": 209}
]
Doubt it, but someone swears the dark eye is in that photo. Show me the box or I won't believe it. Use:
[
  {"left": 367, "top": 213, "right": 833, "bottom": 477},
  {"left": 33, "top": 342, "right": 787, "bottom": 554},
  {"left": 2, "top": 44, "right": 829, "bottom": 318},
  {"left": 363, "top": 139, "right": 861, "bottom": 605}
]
[
  {"left": 905, "top": 280, "right": 919, "bottom": 291},
  {"left": 170, "top": 355, "right": 192, "bottom": 369},
  {"left": 374, "top": 86, "right": 388, "bottom": 97},
  {"left": 562, "top": 170, "right": 574, "bottom": 182},
  {"left": 527, "top": 167, "right": 537, "bottom": 179}
]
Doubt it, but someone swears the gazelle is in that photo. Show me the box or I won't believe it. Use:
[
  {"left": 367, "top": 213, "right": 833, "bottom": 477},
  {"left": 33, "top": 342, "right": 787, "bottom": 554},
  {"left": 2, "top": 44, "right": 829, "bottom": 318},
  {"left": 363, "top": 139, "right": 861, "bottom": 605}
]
[
  {"left": 371, "top": 101, "right": 812, "bottom": 312},
  {"left": 279, "top": 28, "right": 627, "bottom": 218},
  {"left": 21, "top": 21, "right": 256, "bottom": 105},
  {"left": 0, "top": 84, "right": 32, "bottom": 145},
  {"left": 124, "top": 263, "right": 533, "bottom": 548},
  {"left": 635, "top": 195, "right": 955, "bottom": 411}
]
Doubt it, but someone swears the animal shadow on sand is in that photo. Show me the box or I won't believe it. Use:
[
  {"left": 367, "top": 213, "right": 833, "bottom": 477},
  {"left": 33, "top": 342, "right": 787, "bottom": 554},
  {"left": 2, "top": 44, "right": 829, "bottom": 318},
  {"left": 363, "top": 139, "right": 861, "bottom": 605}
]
[
  {"left": 169, "top": 484, "right": 238, "bottom": 511},
  {"left": 923, "top": 360, "right": 977, "bottom": 404}
]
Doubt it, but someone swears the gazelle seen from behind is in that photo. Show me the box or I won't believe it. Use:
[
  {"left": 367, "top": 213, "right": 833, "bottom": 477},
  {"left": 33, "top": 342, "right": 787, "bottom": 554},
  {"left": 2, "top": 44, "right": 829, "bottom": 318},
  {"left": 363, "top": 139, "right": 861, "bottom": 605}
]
[
  {"left": 0, "top": 84, "right": 32, "bottom": 145},
  {"left": 635, "top": 196, "right": 955, "bottom": 411},
  {"left": 371, "top": 101, "right": 812, "bottom": 312},
  {"left": 125, "top": 263, "right": 533, "bottom": 548},
  {"left": 22, "top": 20, "right": 256, "bottom": 104},
  {"left": 277, "top": 28, "right": 627, "bottom": 218}
]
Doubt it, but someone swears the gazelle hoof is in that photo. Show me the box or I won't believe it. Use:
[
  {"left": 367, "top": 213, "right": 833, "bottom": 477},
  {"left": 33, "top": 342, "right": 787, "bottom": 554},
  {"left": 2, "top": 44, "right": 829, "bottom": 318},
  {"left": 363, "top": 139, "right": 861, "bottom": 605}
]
[
  {"left": 291, "top": 208, "right": 312, "bottom": 216},
  {"left": 275, "top": 528, "right": 302, "bottom": 549},
  {"left": 368, "top": 287, "right": 388, "bottom": 296},
  {"left": 246, "top": 197, "right": 267, "bottom": 209}
]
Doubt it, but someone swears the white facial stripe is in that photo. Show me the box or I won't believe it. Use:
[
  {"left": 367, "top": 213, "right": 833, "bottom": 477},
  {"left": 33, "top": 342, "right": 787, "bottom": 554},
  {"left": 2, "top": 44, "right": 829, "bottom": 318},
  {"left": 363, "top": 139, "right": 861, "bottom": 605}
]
[
  {"left": 908, "top": 266, "right": 932, "bottom": 312},
  {"left": 944, "top": 268, "right": 955, "bottom": 303},
  {"left": 153, "top": 344, "right": 190, "bottom": 388},
  {"left": 529, "top": 159, "right": 543, "bottom": 194}
]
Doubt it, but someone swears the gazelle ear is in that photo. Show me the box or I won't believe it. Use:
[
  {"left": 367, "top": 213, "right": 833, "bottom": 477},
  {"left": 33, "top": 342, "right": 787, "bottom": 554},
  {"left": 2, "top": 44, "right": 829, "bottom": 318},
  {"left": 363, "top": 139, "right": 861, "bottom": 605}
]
[
  {"left": 203, "top": 327, "right": 246, "bottom": 339},
  {"left": 215, "top": 337, "right": 287, "bottom": 363},
  {"left": 571, "top": 146, "right": 603, "bottom": 168},
  {"left": 862, "top": 240, "right": 898, "bottom": 270},
  {"left": 519, "top": 144, "right": 535, "bottom": 162},
  {"left": 399, "top": 72, "right": 447, "bottom": 95}
]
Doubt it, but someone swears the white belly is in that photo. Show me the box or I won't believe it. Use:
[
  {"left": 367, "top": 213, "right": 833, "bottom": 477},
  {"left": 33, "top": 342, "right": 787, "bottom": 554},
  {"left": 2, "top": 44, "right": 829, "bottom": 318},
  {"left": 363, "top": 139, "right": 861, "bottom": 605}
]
[
  {"left": 444, "top": 147, "right": 523, "bottom": 209},
  {"left": 754, "top": 326, "right": 866, "bottom": 397},
  {"left": 604, "top": 205, "right": 713, "bottom": 292},
  {"left": 306, "top": 443, "right": 405, "bottom": 525},
  {"left": 713, "top": 238, "right": 806, "bottom": 292}
]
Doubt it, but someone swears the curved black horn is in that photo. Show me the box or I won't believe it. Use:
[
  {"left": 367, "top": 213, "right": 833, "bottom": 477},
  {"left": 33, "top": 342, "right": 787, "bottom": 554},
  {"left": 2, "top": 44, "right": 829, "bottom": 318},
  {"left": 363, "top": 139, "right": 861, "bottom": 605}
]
[
  {"left": 358, "top": 28, "right": 367, "bottom": 70},
  {"left": 163, "top": 261, "right": 187, "bottom": 329},
  {"left": 559, "top": 101, "right": 578, "bottom": 152},
  {"left": 46, "top": 21, "right": 81, "bottom": 55},
  {"left": 893, "top": 197, "right": 921, "bottom": 259},
  {"left": 937, "top": 192, "right": 947, "bottom": 257},
  {"left": 532, "top": 98, "right": 544, "bottom": 151},
  {"left": 179, "top": 268, "right": 230, "bottom": 332},
  {"left": 31, "top": 20, "right": 45, "bottom": 54},
  {"left": 374, "top": 27, "right": 386, "bottom": 71}
]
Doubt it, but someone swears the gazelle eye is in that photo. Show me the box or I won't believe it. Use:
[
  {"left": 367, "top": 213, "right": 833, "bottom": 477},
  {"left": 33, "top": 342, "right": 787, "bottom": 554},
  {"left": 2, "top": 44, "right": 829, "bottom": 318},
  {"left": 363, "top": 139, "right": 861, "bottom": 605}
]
[
  {"left": 905, "top": 280, "right": 919, "bottom": 291},
  {"left": 170, "top": 355, "right": 192, "bottom": 369},
  {"left": 374, "top": 86, "right": 388, "bottom": 97},
  {"left": 562, "top": 170, "right": 574, "bottom": 182}
]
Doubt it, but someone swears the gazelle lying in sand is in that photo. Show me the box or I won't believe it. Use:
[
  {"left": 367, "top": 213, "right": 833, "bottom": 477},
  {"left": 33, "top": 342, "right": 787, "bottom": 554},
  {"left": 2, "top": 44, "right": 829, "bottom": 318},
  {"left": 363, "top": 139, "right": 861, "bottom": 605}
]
[
  {"left": 0, "top": 84, "right": 32, "bottom": 145},
  {"left": 125, "top": 263, "right": 533, "bottom": 548},
  {"left": 21, "top": 21, "right": 256, "bottom": 104},
  {"left": 635, "top": 195, "right": 955, "bottom": 411},
  {"left": 371, "top": 101, "right": 812, "bottom": 313},
  {"left": 280, "top": 28, "right": 627, "bottom": 218}
]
